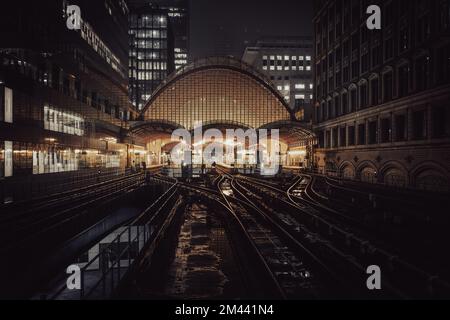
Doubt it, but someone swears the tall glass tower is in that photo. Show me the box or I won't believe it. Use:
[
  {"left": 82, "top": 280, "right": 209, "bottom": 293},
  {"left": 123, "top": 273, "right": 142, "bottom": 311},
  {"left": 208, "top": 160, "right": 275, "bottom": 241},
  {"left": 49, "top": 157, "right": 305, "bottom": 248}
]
[{"left": 129, "top": 6, "right": 175, "bottom": 110}]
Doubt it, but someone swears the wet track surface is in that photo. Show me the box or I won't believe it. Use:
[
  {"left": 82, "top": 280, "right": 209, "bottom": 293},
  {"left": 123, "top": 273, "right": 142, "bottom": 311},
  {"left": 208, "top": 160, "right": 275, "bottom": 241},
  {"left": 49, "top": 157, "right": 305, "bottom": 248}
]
[
  {"left": 164, "top": 202, "right": 241, "bottom": 299},
  {"left": 8, "top": 169, "right": 450, "bottom": 300},
  {"left": 127, "top": 199, "right": 249, "bottom": 299}
]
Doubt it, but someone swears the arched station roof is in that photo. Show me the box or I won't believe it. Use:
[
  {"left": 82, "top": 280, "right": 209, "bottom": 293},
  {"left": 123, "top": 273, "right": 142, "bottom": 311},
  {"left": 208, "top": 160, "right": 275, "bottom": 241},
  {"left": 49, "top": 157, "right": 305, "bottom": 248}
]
[{"left": 140, "top": 57, "right": 295, "bottom": 130}]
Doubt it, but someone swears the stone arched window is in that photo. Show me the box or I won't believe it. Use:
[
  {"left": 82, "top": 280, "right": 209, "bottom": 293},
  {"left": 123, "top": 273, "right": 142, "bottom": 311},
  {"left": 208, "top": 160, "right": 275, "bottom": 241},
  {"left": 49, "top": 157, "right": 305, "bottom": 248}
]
[
  {"left": 357, "top": 161, "right": 378, "bottom": 184},
  {"left": 383, "top": 168, "right": 407, "bottom": 187},
  {"left": 361, "top": 166, "right": 377, "bottom": 183},
  {"left": 413, "top": 167, "right": 450, "bottom": 192},
  {"left": 340, "top": 162, "right": 356, "bottom": 180}
]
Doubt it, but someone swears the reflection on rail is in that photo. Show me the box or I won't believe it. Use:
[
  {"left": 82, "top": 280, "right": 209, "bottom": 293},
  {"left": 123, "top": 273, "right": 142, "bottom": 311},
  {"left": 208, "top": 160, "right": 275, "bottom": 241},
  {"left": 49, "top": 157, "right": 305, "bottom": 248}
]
[{"left": 234, "top": 173, "right": 450, "bottom": 298}]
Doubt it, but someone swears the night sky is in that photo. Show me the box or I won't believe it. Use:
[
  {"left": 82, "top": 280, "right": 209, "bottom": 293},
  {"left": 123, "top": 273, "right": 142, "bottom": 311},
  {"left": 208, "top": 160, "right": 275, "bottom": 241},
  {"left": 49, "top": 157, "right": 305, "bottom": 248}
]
[{"left": 189, "top": 0, "right": 314, "bottom": 59}]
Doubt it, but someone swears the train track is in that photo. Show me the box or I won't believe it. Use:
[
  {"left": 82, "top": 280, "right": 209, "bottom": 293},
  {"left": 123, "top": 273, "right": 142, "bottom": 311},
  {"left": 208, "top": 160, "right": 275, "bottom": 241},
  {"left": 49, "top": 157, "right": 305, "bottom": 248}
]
[
  {"left": 0, "top": 172, "right": 147, "bottom": 224},
  {"left": 119, "top": 174, "right": 288, "bottom": 299},
  {"left": 216, "top": 170, "right": 348, "bottom": 299},
  {"left": 240, "top": 174, "right": 371, "bottom": 236},
  {"left": 0, "top": 173, "right": 146, "bottom": 251},
  {"left": 138, "top": 199, "right": 255, "bottom": 299},
  {"left": 323, "top": 174, "right": 450, "bottom": 205},
  {"left": 34, "top": 167, "right": 446, "bottom": 299},
  {"left": 232, "top": 173, "right": 450, "bottom": 298}
]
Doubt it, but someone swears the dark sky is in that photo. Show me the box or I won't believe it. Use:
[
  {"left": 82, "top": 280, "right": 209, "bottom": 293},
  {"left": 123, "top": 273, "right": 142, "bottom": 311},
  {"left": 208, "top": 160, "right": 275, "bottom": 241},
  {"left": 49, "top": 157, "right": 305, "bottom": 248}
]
[{"left": 189, "top": 0, "right": 313, "bottom": 59}]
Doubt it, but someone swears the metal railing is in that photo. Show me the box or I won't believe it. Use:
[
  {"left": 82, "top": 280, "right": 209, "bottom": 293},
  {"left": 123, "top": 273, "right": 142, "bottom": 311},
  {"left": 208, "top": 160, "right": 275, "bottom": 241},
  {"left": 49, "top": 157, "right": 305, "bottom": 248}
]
[
  {"left": 79, "top": 179, "right": 178, "bottom": 299},
  {"left": 45, "top": 176, "right": 178, "bottom": 300},
  {"left": 298, "top": 168, "right": 450, "bottom": 194}
]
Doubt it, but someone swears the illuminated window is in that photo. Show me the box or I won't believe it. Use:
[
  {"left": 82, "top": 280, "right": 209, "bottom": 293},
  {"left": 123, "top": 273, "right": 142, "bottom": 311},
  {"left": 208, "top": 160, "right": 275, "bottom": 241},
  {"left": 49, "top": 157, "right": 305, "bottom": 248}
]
[
  {"left": 4, "top": 87, "right": 13, "bottom": 123},
  {"left": 295, "top": 83, "right": 305, "bottom": 89},
  {"left": 44, "top": 105, "right": 84, "bottom": 136},
  {"left": 295, "top": 109, "right": 305, "bottom": 120}
]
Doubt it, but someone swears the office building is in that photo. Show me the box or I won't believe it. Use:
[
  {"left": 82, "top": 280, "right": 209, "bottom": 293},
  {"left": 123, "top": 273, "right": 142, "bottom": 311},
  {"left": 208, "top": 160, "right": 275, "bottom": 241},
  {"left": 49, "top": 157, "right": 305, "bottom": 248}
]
[
  {"left": 242, "top": 37, "right": 314, "bottom": 121},
  {"left": 153, "top": 0, "right": 189, "bottom": 70},
  {"left": 0, "top": 0, "right": 142, "bottom": 186},
  {"left": 128, "top": 0, "right": 189, "bottom": 109},
  {"left": 128, "top": 5, "right": 175, "bottom": 109},
  {"left": 313, "top": 0, "right": 450, "bottom": 191}
]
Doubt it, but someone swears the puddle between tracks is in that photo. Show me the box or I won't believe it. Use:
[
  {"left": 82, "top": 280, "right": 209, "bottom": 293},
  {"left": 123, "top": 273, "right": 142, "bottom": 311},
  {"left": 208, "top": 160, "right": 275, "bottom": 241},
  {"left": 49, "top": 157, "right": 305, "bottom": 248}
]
[{"left": 165, "top": 203, "right": 229, "bottom": 299}]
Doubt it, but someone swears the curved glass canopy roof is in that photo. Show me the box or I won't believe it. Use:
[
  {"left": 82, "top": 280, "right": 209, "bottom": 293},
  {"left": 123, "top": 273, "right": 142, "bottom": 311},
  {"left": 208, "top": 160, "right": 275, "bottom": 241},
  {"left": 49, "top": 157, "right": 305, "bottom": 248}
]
[{"left": 140, "top": 57, "right": 294, "bottom": 130}]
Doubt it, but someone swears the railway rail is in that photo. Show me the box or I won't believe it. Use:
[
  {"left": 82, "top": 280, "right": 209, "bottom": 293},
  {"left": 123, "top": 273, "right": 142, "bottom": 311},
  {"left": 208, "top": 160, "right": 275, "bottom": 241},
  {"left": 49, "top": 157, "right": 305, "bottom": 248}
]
[
  {"left": 229, "top": 172, "right": 450, "bottom": 299},
  {"left": 118, "top": 174, "right": 289, "bottom": 299},
  {"left": 0, "top": 173, "right": 146, "bottom": 250},
  {"left": 215, "top": 169, "right": 352, "bottom": 299}
]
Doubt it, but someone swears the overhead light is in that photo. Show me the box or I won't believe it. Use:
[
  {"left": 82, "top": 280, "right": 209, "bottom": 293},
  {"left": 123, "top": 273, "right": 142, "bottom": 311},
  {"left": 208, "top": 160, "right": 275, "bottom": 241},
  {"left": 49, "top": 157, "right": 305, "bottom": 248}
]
[
  {"left": 288, "top": 150, "right": 306, "bottom": 156},
  {"left": 100, "top": 137, "right": 117, "bottom": 143},
  {"left": 193, "top": 140, "right": 205, "bottom": 147}
]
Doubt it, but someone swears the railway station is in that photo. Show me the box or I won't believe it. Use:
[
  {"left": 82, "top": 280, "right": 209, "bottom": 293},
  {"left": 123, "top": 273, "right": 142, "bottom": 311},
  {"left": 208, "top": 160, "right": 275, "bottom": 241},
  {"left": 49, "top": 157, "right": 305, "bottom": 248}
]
[
  {"left": 129, "top": 57, "right": 316, "bottom": 171},
  {"left": 2, "top": 54, "right": 450, "bottom": 300},
  {"left": 1, "top": 0, "right": 450, "bottom": 303}
]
